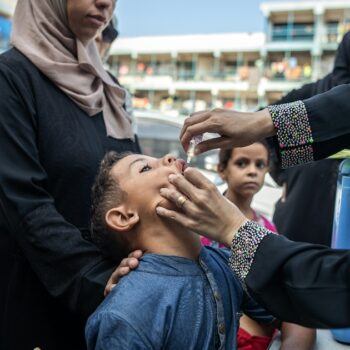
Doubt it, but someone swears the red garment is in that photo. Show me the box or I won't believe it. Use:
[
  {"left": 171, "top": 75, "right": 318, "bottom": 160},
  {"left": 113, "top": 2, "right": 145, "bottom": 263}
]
[
  {"left": 237, "top": 213, "right": 277, "bottom": 349},
  {"left": 200, "top": 210, "right": 278, "bottom": 349},
  {"left": 237, "top": 327, "right": 273, "bottom": 350}
]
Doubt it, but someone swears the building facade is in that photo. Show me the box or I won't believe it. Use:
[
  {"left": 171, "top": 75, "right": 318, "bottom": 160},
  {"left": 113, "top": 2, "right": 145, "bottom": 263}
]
[{"left": 108, "top": 0, "right": 350, "bottom": 115}]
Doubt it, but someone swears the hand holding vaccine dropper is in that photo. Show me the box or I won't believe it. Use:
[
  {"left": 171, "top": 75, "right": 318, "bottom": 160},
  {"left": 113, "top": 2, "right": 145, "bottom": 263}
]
[
  {"left": 186, "top": 132, "right": 222, "bottom": 164},
  {"left": 186, "top": 135, "right": 203, "bottom": 164}
]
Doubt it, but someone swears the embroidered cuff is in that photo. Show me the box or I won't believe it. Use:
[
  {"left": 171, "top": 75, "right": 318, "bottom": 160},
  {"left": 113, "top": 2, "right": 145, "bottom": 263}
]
[
  {"left": 280, "top": 145, "right": 314, "bottom": 168},
  {"left": 228, "top": 221, "right": 271, "bottom": 289},
  {"left": 268, "top": 101, "right": 314, "bottom": 168}
]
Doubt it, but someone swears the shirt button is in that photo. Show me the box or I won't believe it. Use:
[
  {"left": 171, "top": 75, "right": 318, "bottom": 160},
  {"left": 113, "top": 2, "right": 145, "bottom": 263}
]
[
  {"left": 214, "top": 292, "right": 220, "bottom": 301},
  {"left": 218, "top": 323, "right": 225, "bottom": 334}
]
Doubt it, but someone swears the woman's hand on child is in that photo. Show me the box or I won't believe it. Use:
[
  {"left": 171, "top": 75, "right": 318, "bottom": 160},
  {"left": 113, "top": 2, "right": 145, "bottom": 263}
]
[
  {"left": 104, "top": 250, "right": 143, "bottom": 296},
  {"left": 156, "top": 167, "right": 247, "bottom": 246}
]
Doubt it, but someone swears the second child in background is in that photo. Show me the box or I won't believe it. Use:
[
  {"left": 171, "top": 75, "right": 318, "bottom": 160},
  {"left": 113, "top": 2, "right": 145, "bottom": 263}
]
[
  {"left": 201, "top": 141, "right": 275, "bottom": 250},
  {"left": 201, "top": 141, "right": 315, "bottom": 350}
]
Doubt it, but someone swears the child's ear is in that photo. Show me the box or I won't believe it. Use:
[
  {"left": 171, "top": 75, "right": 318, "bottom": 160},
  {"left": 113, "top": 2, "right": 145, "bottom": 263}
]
[
  {"left": 217, "top": 165, "right": 227, "bottom": 181},
  {"left": 105, "top": 206, "right": 139, "bottom": 232}
]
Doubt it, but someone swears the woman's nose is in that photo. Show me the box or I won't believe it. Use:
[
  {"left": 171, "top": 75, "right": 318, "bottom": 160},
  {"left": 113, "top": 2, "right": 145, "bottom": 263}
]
[
  {"left": 162, "top": 154, "right": 176, "bottom": 166},
  {"left": 95, "top": 0, "right": 114, "bottom": 10}
]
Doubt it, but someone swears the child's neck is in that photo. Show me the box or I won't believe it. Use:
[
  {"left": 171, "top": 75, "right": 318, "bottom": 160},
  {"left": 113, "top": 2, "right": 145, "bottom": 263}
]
[
  {"left": 225, "top": 190, "right": 256, "bottom": 220},
  {"left": 133, "top": 216, "right": 202, "bottom": 261}
]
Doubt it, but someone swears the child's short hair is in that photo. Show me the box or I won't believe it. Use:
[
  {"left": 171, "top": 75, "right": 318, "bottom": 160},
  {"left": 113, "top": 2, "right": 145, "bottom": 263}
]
[
  {"left": 218, "top": 139, "right": 270, "bottom": 172},
  {"left": 90, "top": 151, "right": 133, "bottom": 258}
]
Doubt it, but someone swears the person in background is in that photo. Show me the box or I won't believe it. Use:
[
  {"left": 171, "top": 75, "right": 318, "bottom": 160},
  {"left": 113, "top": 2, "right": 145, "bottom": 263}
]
[
  {"left": 85, "top": 151, "right": 312, "bottom": 350},
  {"left": 202, "top": 142, "right": 315, "bottom": 350},
  {"left": 268, "top": 31, "right": 350, "bottom": 246},
  {"left": 95, "top": 16, "right": 136, "bottom": 133},
  {"left": 0, "top": 1, "right": 141, "bottom": 349},
  {"left": 95, "top": 15, "right": 119, "bottom": 63}
]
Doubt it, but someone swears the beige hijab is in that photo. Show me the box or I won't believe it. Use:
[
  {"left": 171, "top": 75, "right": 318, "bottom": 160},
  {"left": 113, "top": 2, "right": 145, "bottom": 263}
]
[{"left": 11, "top": 0, "right": 134, "bottom": 140}]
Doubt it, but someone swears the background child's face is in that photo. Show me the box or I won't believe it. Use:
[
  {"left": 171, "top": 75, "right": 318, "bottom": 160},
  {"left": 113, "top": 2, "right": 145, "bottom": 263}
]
[
  {"left": 219, "top": 143, "right": 269, "bottom": 199},
  {"left": 111, "top": 154, "right": 186, "bottom": 218}
]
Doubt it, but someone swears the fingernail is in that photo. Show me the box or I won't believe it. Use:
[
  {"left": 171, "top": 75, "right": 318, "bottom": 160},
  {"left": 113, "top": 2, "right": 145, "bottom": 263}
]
[
  {"left": 156, "top": 207, "right": 165, "bottom": 214},
  {"left": 169, "top": 174, "right": 176, "bottom": 182},
  {"left": 160, "top": 187, "right": 166, "bottom": 194}
]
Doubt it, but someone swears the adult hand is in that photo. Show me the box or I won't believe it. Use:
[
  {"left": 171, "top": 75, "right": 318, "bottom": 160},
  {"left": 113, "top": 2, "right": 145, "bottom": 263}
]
[
  {"left": 180, "top": 108, "right": 275, "bottom": 155},
  {"left": 104, "top": 249, "right": 143, "bottom": 296},
  {"left": 156, "top": 167, "right": 247, "bottom": 246}
]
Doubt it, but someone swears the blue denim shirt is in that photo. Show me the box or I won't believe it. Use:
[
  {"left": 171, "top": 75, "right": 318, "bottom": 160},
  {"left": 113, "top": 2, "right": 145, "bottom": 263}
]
[{"left": 85, "top": 247, "right": 273, "bottom": 350}]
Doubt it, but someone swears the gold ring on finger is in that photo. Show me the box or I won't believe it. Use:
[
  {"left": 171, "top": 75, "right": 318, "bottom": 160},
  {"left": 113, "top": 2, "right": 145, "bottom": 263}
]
[{"left": 176, "top": 195, "right": 187, "bottom": 208}]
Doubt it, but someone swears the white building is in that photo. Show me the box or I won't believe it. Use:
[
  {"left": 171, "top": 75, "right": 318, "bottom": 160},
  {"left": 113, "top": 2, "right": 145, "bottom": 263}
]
[{"left": 108, "top": 0, "right": 350, "bottom": 115}]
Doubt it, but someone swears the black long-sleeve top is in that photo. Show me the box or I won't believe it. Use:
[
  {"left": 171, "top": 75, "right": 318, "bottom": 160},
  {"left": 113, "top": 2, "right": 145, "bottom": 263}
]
[
  {"left": 0, "top": 48, "right": 140, "bottom": 350},
  {"left": 229, "top": 84, "right": 350, "bottom": 329},
  {"left": 269, "top": 31, "right": 350, "bottom": 246}
]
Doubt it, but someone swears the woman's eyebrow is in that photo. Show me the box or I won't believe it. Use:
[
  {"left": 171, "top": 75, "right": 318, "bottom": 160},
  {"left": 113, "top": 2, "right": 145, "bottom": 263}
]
[{"left": 234, "top": 156, "right": 249, "bottom": 161}]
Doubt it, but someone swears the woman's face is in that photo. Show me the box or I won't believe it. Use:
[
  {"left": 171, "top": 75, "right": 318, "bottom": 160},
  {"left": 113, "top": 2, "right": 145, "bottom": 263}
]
[{"left": 67, "top": 0, "right": 116, "bottom": 43}]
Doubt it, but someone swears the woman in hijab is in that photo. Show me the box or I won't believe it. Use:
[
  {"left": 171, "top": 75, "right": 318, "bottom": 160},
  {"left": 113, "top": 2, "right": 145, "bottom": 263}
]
[{"left": 0, "top": 1, "right": 141, "bottom": 349}]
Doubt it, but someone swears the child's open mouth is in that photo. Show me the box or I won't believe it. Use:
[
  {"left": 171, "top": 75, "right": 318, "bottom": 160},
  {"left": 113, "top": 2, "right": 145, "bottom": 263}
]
[{"left": 175, "top": 159, "right": 187, "bottom": 175}]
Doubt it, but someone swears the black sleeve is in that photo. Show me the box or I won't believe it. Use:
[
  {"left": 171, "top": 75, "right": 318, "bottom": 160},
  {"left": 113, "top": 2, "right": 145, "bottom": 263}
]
[
  {"left": 267, "top": 84, "right": 350, "bottom": 169},
  {"left": 278, "top": 31, "right": 350, "bottom": 105},
  {"left": 267, "top": 31, "right": 350, "bottom": 182},
  {"left": 304, "top": 83, "right": 350, "bottom": 159},
  {"left": 0, "top": 63, "right": 114, "bottom": 318},
  {"left": 246, "top": 234, "right": 350, "bottom": 329},
  {"left": 241, "top": 291, "right": 275, "bottom": 324}
]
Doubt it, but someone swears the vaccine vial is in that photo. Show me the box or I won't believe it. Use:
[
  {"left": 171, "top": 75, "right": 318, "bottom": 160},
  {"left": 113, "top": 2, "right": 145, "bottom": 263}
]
[{"left": 186, "top": 134, "right": 203, "bottom": 164}]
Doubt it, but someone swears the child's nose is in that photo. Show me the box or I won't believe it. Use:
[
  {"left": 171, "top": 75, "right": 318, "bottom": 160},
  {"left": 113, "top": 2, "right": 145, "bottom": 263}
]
[
  {"left": 247, "top": 164, "right": 258, "bottom": 175},
  {"left": 162, "top": 154, "right": 176, "bottom": 166}
]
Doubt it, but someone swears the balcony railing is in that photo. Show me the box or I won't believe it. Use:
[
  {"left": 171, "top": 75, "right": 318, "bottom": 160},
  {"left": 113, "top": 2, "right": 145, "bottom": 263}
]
[
  {"left": 324, "top": 23, "right": 350, "bottom": 44},
  {"left": 116, "top": 61, "right": 319, "bottom": 85},
  {"left": 265, "top": 64, "right": 312, "bottom": 82},
  {"left": 271, "top": 26, "right": 314, "bottom": 42},
  {"left": 177, "top": 70, "right": 196, "bottom": 80},
  {"left": 116, "top": 65, "right": 265, "bottom": 85}
]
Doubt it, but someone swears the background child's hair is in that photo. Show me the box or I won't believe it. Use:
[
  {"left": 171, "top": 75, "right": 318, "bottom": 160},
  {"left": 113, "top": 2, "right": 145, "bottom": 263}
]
[
  {"left": 90, "top": 151, "right": 133, "bottom": 258},
  {"left": 218, "top": 139, "right": 270, "bottom": 172}
]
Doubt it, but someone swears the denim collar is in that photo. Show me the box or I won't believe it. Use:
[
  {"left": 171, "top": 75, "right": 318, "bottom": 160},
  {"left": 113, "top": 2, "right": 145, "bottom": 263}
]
[{"left": 137, "top": 248, "right": 210, "bottom": 276}]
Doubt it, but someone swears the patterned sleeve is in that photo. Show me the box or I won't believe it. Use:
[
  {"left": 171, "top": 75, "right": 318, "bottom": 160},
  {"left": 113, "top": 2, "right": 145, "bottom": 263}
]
[
  {"left": 267, "top": 101, "right": 315, "bottom": 168},
  {"left": 228, "top": 221, "right": 273, "bottom": 289}
]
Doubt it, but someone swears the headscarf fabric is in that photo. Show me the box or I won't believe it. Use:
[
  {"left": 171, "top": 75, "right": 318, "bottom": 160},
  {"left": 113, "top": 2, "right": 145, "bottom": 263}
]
[{"left": 11, "top": 0, "right": 134, "bottom": 140}]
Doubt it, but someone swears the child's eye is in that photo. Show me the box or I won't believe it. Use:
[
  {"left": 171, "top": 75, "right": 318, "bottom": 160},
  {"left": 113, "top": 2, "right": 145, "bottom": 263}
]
[
  {"left": 235, "top": 160, "right": 247, "bottom": 168},
  {"left": 256, "top": 161, "right": 267, "bottom": 169},
  {"left": 140, "top": 164, "right": 152, "bottom": 173}
]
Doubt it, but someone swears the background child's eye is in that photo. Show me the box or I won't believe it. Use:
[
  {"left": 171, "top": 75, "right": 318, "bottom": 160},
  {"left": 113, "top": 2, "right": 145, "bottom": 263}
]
[
  {"left": 140, "top": 164, "right": 152, "bottom": 173},
  {"left": 256, "top": 161, "right": 267, "bottom": 169},
  {"left": 235, "top": 160, "right": 247, "bottom": 168}
]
